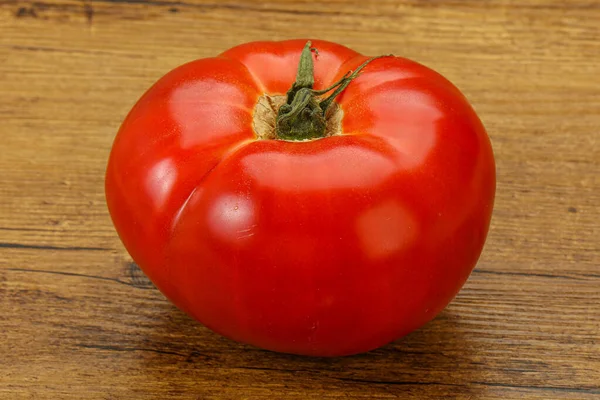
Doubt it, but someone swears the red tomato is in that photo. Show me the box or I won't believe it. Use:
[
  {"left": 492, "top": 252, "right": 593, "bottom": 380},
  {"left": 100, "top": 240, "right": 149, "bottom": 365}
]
[{"left": 105, "top": 39, "right": 495, "bottom": 357}]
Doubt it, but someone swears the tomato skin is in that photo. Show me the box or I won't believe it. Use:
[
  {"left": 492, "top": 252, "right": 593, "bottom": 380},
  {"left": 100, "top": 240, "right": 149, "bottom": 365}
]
[{"left": 105, "top": 39, "right": 495, "bottom": 356}]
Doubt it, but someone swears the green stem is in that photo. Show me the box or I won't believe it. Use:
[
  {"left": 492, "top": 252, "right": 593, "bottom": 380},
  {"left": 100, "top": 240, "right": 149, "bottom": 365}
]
[
  {"left": 275, "top": 41, "right": 390, "bottom": 141},
  {"left": 319, "top": 56, "right": 389, "bottom": 112},
  {"left": 285, "top": 41, "right": 317, "bottom": 104}
]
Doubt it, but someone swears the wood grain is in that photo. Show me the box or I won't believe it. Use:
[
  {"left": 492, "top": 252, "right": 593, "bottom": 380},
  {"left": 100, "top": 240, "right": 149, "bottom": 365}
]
[{"left": 1, "top": 0, "right": 599, "bottom": 399}]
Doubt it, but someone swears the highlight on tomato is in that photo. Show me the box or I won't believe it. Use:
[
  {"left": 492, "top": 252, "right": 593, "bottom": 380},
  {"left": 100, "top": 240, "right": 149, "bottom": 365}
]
[{"left": 105, "top": 39, "right": 496, "bottom": 357}]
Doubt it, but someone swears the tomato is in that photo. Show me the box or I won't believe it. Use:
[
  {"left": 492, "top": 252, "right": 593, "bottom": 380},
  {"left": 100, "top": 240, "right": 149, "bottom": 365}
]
[{"left": 105, "top": 39, "right": 495, "bottom": 357}]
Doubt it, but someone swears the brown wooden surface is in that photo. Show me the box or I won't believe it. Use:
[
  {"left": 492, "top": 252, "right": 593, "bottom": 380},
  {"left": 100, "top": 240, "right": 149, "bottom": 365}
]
[{"left": 1, "top": 0, "right": 599, "bottom": 399}]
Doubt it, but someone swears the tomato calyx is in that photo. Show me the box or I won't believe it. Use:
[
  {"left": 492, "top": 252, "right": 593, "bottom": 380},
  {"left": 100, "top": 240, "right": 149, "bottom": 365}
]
[{"left": 274, "top": 41, "right": 391, "bottom": 141}]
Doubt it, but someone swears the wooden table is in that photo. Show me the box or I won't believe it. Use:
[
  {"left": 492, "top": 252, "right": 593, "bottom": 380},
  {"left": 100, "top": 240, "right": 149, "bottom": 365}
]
[{"left": 2, "top": 1, "right": 599, "bottom": 399}]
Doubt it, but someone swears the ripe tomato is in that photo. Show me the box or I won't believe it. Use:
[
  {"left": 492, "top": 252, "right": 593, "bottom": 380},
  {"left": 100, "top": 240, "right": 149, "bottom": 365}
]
[{"left": 105, "top": 39, "right": 495, "bottom": 357}]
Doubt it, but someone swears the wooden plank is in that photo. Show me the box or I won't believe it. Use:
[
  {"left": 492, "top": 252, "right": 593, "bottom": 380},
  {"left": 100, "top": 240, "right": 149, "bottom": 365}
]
[{"left": 1, "top": 0, "right": 599, "bottom": 398}]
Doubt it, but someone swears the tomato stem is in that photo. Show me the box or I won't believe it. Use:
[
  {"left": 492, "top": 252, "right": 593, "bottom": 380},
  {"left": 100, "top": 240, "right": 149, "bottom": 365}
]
[{"left": 275, "top": 41, "right": 390, "bottom": 141}]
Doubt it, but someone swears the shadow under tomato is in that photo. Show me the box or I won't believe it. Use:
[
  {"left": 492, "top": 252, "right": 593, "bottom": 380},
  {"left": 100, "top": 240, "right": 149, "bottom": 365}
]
[{"left": 128, "top": 290, "right": 485, "bottom": 399}]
